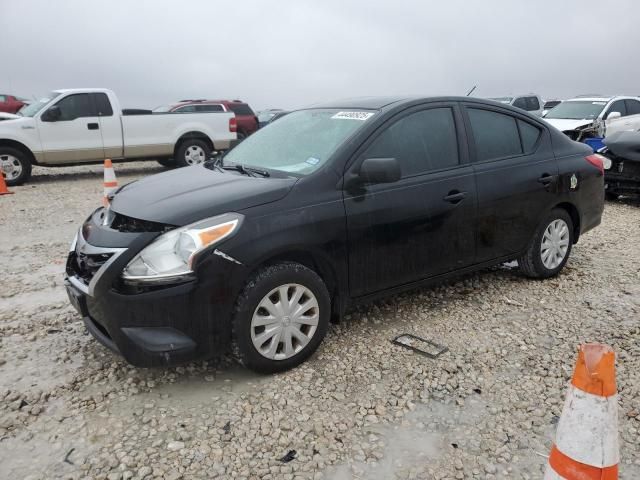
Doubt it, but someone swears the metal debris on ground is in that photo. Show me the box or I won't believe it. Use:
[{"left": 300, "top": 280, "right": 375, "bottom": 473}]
[
  {"left": 279, "top": 450, "right": 297, "bottom": 463},
  {"left": 392, "top": 334, "right": 448, "bottom": 358}
]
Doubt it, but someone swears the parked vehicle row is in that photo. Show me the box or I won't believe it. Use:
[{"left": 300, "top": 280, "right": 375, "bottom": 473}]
[
  {"left": 0, "top": 88, "right": 237, "bottom": 185},
  {"left": 154, "top": 99, "right": 259, "bottom": 138},
  {"left": 64, "top": 96, "right": 605, "bottom": 373}
]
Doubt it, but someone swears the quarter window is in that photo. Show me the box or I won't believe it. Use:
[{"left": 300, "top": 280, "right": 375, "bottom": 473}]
[
  {"left": 54, "top": 93, "right": 95, "bottom": 121},
  {"left": 518, "top": 120, "right": 541, "bottom": 153},
  {"left": 468, "top": 109, "right": 522, "bottom": 161},
  {"left": 363, "top": 108, "right": 459, "bottom": 177},
  {"left": 93, "top": 93, "right": 113, "bottom": 116}
]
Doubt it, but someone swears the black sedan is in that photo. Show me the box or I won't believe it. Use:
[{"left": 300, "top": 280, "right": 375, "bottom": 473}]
[{"left": 65, "top": 96, "right": 604, "bottom": 373}]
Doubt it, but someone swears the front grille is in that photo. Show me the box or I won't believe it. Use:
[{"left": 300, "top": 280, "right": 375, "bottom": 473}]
[
  {"left": 110, "top": 212, "right": 173, "bottom": 233},
  {"left": 67, "top": 251, "right": 114, "bottom": 285}
]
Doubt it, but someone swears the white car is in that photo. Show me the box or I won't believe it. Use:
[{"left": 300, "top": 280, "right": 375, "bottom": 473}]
[
  {"left": 0, "top": 88, "right": 237, "bottom": 185},
  {"left": 489, "top": 94, "right": 544, "bottom": 116},
  {"left": 543, "top": 95, "right": 640, "bottom": 142}
]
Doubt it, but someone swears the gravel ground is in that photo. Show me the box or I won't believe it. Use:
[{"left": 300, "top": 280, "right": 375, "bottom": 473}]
[{"left": 1, "top": 162, "right": 639, "bottom": 480}]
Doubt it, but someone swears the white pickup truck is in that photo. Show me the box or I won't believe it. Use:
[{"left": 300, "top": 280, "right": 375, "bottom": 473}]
[{"left": 0, "top": 88, "right": 237, "bottom": 185}]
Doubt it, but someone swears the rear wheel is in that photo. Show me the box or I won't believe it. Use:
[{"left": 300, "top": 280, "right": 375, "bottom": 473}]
[
  {"left": 0, "top": 147, "right": 32, "bottom": 186},
  {"left": 518, "top": 208, "right": 573, "bottom": 279},
  {"left": 175, "top": 139, "right": 211, "bottom": 168},
  {"left": 231, "top": 262, "right": 330, "bottom": 374}
]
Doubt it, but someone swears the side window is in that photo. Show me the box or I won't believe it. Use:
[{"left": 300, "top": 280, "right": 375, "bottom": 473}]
[
  {"left": 175, "top": 105, "right": 197, "bottom": 113},
  {"left": 0, "top": 95, "right": 6, "bottom": 102},
  {"left": 518, "top": 120, "right": 541, "bottom": 153},
  {"left": 93, "top": 93, "right": 113, "bottom": 117},
  {"left": 512, "top": 97, "right": 527, "bottom": 110},
  {"left": 54, "top": 94, "right": 95, "bottom": 121},
  {"left": 625, "top": 99, "right": 640, "bottom": 116},
  {"left": 468, "top": 108, "right": 522, "bottom": 161},
  {"left": 526, "top": 96, "right": 540, "bottom": 111},
  {"left": 606, "top": 100, "right": 627, "bottom": 119},
  {"left": 363, "top": 108, "right": 459, "bottom": 177},
  {"left": 196, "top": 104, "right": 224, "bottom": 112},
  {"left": 227, "top": 104, "right": 255, "bottom": 116}
]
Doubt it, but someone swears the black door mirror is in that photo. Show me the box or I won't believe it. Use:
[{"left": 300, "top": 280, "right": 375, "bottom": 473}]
[
  {"left": 359, "top": 157, "right": 401, "bottom": 184},
  {"left": 43, "top": 105, "right": 61, "bottom": 122}
]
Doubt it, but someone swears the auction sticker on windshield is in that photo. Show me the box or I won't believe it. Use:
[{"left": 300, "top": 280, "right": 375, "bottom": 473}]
[{"left": 331, "top": 111, "right": 375, "bottom": 121}]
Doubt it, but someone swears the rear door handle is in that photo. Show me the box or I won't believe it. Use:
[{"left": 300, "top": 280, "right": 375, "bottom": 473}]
[
  {"left": 443, "top": 191, "right": 467, "bottom": 204},
  {"left": 537, "top": 174, "right": 557, "bottom": 185},
  {"left": 87, "top": 123, "right": 99, "bottom": 130}
]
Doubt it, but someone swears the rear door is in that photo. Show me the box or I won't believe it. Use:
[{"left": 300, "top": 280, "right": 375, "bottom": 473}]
[
  {"left": 462, "top": 104, "right": 558, "bottom": 262},
  {"left": 37, "top": 93, "right": 104, "bottom": 163},
  {"left": 344, "top": 103, "right": 477, "bottom": 297},
  {"left": 94, "top": 93, "right": 123, "bottom": 159}
]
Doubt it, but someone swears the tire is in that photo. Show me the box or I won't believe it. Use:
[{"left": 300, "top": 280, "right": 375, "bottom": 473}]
[
  {"left": 157, "top": 158, "right": 176, "bottom": 168},
  {"left": 518, "top": 208, "right": 574, "bottom": 279},
  {"left": 0, "top": 147, "right": 32, "bottom": 186},
  {"left": 231, "top": 262, "right": 330, "bottom": 374},
  {"left": 237, "top": 131, "right": 247, "bottom": 141},
  {"left": 174, "top": 138, "right": 211, "bottom": 168}
]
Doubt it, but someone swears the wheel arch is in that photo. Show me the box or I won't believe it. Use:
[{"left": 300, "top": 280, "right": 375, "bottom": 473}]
[
  {"left": 553, "top": 202, "right": 581, "bottom": 243},
  {"left": 247, "top": 249, "right": 345, "bottom": 322},
  {"left": 174, "top": 131, "right": 214, "bottom": 155},
  {"left": 0, "top": 139, "right": 38, "bottom": 165}
]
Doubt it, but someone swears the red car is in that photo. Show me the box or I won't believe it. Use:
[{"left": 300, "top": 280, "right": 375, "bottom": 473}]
[
  {"left": 155, "top": 99, "right": 258, "bottom": 139},
  {"left": 0, "top": 94, "right": 27, "bottom": 114}
]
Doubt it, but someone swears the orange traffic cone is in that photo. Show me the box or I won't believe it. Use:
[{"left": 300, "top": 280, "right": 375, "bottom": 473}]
[
  {"left": 544, "top": 343, "right": 618, "bottom": 479},
  {"left": 103, "top": 159, "right": 117, "bottom": 206},
  {"left": 0, "top": 172, "right": 14, "bottom": 195}
]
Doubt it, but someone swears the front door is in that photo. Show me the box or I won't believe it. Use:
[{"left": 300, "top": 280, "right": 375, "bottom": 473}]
[
  {"left": 37, "top": 92, "right": 104, "bottom": 164},
  {"left": 462, "top": 104, "right": 559, "bottom": 262},
  {"left": 344, "top": 104, "right": 477, "bottom": 297}
]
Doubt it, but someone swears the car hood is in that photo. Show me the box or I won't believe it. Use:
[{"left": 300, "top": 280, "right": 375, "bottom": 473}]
[
  {"left": 0, "top": 112, "right": 20, "bottom": 120},
  {"left": 544, "top": 118, "right": 595, "bottom": 132},
  {"left": 110, "top": 165, "right": 297, "bottom": 226}
]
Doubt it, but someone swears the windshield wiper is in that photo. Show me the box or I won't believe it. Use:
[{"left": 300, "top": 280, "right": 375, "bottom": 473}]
[{"left": 223, "top": 164, "right": 270, "bottom": 177}]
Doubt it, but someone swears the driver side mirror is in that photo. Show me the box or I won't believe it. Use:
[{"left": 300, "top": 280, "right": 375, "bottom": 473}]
[
  {"left": 42, "top": 105, "right": 61, "bottom": 122},
  {"left": 606, "top": 111, "right": 621, "bottom": 121},
  {"left": 358, "top": 157, "right": 401, "bottom": 184}
]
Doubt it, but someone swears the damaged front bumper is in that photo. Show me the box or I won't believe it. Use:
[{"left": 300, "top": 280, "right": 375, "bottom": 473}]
[{"left": 64, "top": 210, "right": 249, "bottom": 367}]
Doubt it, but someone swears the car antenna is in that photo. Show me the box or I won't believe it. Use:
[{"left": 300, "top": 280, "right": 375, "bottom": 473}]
[{"left": 466, "top": 85, "right": 477, "bottom": 97}]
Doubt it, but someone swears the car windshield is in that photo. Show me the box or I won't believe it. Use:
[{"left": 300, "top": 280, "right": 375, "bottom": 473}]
[
  {"left": 222, "top": 109, "right": 376, "bottom": 175},
  {"left": 18, "top": 92, "right": 61, "bottom": 117},
  {"left": 490, "top": 97, "right": 513, "bottom": 104},
  {"left": 544, "top": 100, "right": 607, "bottom": 120}
]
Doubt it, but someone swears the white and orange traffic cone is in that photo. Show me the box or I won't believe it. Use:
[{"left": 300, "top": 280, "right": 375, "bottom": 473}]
[
  {"left": 103, "top": 159, "right": 117, "bottom": 206},
  {"left": 0, "top": 172, "right": 14, "bottom": 195},
  {"left": 544, "top": 343, "right": 618, "bottom": 479}
]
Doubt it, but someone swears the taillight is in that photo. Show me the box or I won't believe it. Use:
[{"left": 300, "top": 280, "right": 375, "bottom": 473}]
[
  {"left": 229, "top": 117, "right": 237, "bottom": 133},
  {"left": 585, "top": 154, "right": 604, "bottom": 175}
]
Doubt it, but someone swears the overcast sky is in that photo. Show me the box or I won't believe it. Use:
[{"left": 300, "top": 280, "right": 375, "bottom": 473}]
[{"left": 2, "top": 0, "right": 639, "bottom": 111}]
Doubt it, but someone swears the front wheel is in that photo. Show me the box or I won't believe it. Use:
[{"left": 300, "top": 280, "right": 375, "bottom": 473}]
[
  {"left": 1, "top": 147, "right": 32, "bottom": 186},
  {"left": 518, "top": 208, "right": 574, "bottom": 279},
  {"left": 175, "top": 139, "right": 211, "bottom": 168},
  {"left": 231, "top": 262, "right": 330, "bottom": 374}
]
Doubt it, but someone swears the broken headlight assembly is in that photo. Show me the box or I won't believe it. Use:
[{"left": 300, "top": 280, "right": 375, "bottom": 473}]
[{"left": 122, "top": 213, "right": 243, "bottom": 283}]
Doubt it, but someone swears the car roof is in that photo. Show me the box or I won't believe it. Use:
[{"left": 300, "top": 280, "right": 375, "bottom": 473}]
[
  {"left": 566, "top": 95, "right": 639, "bottom": 102},
  {"left": 53, "top": 88, "right": 112, "bottom": 94},
  {"left": 307, "top": 96, "right": 528, "bottom": 111}
]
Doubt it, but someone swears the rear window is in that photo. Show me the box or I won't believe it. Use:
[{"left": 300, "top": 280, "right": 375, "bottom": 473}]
[
  {"left": 525, "top": 96, "right": 540, "bottom": 111},
  {"left": 468, "top": 109, "right": 522, "bottom": 161},
  {"left": 227, "top": 103, "right": 254, "bottom": 116},
  {"left": 512, "top": 97, "right": 527, "bottom": 110}
]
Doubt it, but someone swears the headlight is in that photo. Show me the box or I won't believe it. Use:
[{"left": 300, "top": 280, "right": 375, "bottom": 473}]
[{"left": 122, "top": 213, "right": 243, "bottom": 283}]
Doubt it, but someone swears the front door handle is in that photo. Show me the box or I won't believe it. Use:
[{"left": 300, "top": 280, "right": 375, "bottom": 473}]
[
  {"left": 537, "top": 174, "right": 557, "bottom": 185},
  {"left": 87, "top": 123, "right": 99, "bottom": 130},
  {"left": 443, "top": 191, "right": 467, "bottom": 204}
]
